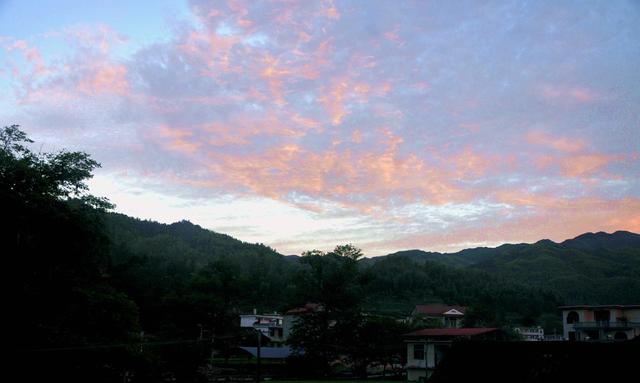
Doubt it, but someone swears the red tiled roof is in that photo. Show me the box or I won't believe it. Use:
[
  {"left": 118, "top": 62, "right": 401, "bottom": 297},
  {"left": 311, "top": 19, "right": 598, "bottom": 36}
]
[
  {"left": 285, "top": 303, "right": 321, "bottom": 315},
  {"left": 404, "top": 327, "right": 498, "bottom": 337},
  {"left": 413, "top": 304, "right": 466, "bottom": 316}
]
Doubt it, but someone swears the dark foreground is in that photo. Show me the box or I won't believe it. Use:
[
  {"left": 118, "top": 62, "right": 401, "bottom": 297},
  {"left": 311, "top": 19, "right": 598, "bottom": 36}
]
[{"left": 17, "top": 338, "right": 640, "bottom": 382}]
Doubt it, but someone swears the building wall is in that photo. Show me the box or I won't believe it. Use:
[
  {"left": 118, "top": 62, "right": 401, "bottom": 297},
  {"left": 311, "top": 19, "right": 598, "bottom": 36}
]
[
  {"left": 240, "top": 315, "right": 258, "bottom": 328},
  {"left": 406, "top": 343, "right": 426, "bottom": 369},
  {"left": 426, "top": 343, "right": 435, "bottom": 368},
  {"left": 562, "top": 309, "right": 581, "bottom": 340},
  {"left": 625, "top": 308, "right": 640, "bottom": 321},
  {"left": 562, "top": 307, "right": 640, "bottom": 341},
  {"left": 406, "top": 341, "right": 440, "bottom": 381}
]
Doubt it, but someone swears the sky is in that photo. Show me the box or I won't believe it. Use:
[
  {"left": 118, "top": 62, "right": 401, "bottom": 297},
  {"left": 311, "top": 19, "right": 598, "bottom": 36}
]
[{"left": 1, "top": 0, "right": 639, "bottom": 256}]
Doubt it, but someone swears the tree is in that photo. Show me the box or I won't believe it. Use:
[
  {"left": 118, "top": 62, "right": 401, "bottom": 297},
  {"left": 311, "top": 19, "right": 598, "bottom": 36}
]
[
  {"left": 3, "top": 125, "right": 138, "bottom": 349},
  {"left": 288, "top": 245, "right": 367, "bottom": 376}
]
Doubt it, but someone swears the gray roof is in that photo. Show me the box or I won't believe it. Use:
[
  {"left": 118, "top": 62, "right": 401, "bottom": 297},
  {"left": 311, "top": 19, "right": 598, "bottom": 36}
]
[{"left": 238, "top": 346, "right": 294, "bottom": 359}]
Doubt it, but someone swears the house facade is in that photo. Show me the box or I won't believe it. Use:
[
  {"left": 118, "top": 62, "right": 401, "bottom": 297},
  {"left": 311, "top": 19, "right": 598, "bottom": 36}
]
[
  {"left": 514, "top": 326, "right": 544, "bottom": 341},
  {"left": 239, "top": 311, "right": 285, "bottom": 343},
  {"left": 409, "top": 304, "right": 466, "bottom": 328},
  {"left": 404, "top": 328, "right": 499, "bottom": 381},
  {"left": 560, "top": 304, "right": 640, "bottom": 341}
]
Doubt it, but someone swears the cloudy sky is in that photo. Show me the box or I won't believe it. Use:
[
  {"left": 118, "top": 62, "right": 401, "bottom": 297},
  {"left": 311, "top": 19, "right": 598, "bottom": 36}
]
[{"left": 1, "top": 0, "right": 639, "bottom": 256}]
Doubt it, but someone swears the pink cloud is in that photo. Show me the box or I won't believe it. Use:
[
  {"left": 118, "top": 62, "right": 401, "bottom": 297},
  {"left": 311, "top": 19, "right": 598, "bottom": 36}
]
[
  {"left": 77, "top": 64, "right": 129, "bottom": 95},
  {"left": 559, "top": 154, "right": 617, "bottom": 177},
  {"left": 351, "top": 130, "right": 363, "bottom": 144},
  {"left": 158, "top": 125, "right": 201, "bottom": 154},
  {"left": 193, "top": 130, "right": 468, "bottom": 211},
  {"left": 533, "top": 154, "right": 555, "bottom": 170},
  {"left": 539, "top": 84, "right": 599, "bottom": 103},
  {"left": 451, "top": 147, "right": 496, "bottom": 178},
  {"left": 526, "top": 131, "right": 585, "bottom": 153},
  {"left": 7, "top": 40, "right": 47, "bottom": 77},
  {"left": 319, "top": 79, "right": 349, "bottom": 125},
  {"left": 5, "top": 25, "right": 134, "bottom": 103}
]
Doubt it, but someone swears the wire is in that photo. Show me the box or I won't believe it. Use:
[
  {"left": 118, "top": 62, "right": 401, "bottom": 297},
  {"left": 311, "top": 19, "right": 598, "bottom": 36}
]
[{"left": 20, "top": 337, "right": 214, "bottom": 353}]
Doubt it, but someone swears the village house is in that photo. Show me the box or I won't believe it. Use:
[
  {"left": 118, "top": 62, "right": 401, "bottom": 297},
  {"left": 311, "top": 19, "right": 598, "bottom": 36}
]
[
  {"left": 513, "top": 326, "right": 544, "bottom": 341},
  {"left": 409, "top": 304, "right": 466, "bottom": 328},
  {"left": 239, "top": 310, "right": 285, "bottom": 343},
  {"left": 404, "top": 327, "right": 500, "bottom": 381},
  {"left": 560, "top": 304, "right": 640, "bottom": 341}
]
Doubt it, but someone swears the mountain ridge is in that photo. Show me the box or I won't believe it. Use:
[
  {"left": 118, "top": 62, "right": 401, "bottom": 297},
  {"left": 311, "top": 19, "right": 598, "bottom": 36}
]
[{"left": 105, "top": 210, "right": 640, "bottom": 306}]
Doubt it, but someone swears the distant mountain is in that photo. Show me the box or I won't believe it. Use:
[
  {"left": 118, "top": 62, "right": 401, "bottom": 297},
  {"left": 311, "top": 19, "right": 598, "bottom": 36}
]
[
  {"left": 103, "top": 211, "right": 639, "bottom": 320},
  {"left": 104, "top": 212, "right": 299, "bottom": 320},
  {"left": 562, "top": 230, "right": 640, "bottom": 251},
  {"left": 374, "top": 231, "right": 640, "bottom": 305},
  {"left": 106, "top": 213, "right": 281, "bottom": 262}
]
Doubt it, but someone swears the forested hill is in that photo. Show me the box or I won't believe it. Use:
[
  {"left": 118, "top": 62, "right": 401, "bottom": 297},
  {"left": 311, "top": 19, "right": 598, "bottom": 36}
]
[
  {"left": 376, "top": 231, "right": 640, "bottom": 305},
  {"left": 106, "top": 212, "right": 281, "bottom": 266},
  {"left": 105, "top": 209, "right": 639, "bottom": 311},
  {"left": 104, "top": 212, "right": 299, "bottom": 335}
]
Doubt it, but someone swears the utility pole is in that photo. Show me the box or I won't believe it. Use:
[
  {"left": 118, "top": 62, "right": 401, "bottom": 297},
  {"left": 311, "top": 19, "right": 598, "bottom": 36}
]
[{"left": 256, "top": 328, "right": 261, "bottom": 383}]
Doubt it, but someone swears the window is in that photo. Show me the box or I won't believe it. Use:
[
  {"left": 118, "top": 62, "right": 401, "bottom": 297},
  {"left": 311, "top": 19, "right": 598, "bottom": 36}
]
[
  {"left": 413, "top": 344, "right": 425, "bottom": 360},
  {"left": 594, "top": 310, "right": 610, "bottom": 322},
  {"left": 566, "top": 311, "right": 579, "bottom": 324}
]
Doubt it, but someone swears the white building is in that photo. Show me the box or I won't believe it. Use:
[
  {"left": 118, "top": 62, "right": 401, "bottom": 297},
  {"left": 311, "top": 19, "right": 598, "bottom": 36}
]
[
  {"left": 404, "top": 327, "right": 499, "bottom": 381},
  {"left": 239, "top": 311, "right": 284, "bottom": 343},
  {"left": 514, "top": 326, "right": 544, "bottom": 341},
  {"left": 560, "top": 304, "right": 640, "bottom": 341}
]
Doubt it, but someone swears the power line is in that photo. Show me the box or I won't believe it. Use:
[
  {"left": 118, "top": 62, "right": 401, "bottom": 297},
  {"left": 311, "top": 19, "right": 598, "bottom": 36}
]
[{"left": 20, "top": 337, "right": 214, "bottom": 353}]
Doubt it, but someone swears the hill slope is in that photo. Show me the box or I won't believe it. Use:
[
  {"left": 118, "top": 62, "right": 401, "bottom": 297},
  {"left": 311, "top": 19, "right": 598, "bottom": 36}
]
[
  {"left": 102, "top": 212, "right": 639, "bottom": 329},
  {"left": 377, "top": 231, "right": 640, "bottom": 305}
]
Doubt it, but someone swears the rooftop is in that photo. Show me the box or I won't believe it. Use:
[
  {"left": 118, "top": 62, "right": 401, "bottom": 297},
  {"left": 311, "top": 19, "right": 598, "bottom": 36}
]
[{"left": 413, "top": 304, "right": 467, "bottom": 316}]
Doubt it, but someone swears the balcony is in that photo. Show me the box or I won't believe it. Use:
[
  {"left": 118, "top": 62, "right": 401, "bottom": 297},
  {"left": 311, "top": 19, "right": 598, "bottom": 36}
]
[{"left": 573, "top": 321, "right": 640, "bottom": 330}]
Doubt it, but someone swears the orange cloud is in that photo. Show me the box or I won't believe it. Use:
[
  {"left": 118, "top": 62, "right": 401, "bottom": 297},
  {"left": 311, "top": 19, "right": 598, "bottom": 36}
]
[
  {"left": 534, "top": 155, "right": 555, "bottom": 170},
  {"left": 200, "top": 130, "right": 466, "bottom": 210},
  {"left": 559, "top": 154, "right": 616, "bottom": 177},
  {"left": 158, "top": 125, "right": 200, "bottom": 154},
  {"left": 526, "top": 131, "right": 585, "bottom": 153},
  {"left": 351, "top": 130, "right": 363, "bottom": 144},
  {"left": 319, "top": 79, "right": 349, "bottom": 125},
  {"left": 323, "top": 1, "right": 340, "bottom": 20},
  {"left": 451, "top": 147, "right": 496, "bottom": 178}
]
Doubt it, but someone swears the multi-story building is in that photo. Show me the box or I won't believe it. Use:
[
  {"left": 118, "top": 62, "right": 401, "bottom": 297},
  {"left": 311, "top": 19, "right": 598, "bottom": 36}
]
[
  {"left": 239, "top": 311, "right": 285, "bottom": 343},
  {"left": 560, "top": 304, "right": 640, "bottom": 341}
]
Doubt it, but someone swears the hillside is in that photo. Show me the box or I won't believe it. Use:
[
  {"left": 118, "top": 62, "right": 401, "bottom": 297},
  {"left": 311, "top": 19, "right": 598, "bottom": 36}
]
[
  {"left": 377, "top": 231, "right": 640, "bottom": 305},
  {"left": 104, "top": 213, "right": 301, "bottom": 335},
  {"left": 102, "top": 212, "right": 564, "bottom": 323}
]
